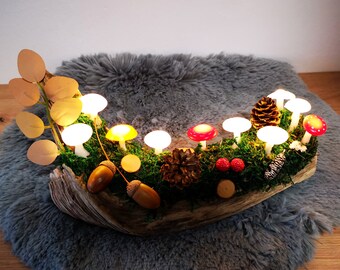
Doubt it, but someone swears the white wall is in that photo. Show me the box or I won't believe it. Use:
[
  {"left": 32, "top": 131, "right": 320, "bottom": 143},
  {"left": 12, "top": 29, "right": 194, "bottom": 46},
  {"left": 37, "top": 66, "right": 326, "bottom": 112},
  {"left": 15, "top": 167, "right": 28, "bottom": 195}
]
[{"left": 1, "top": 0, "right": 340, "bottom": 83}]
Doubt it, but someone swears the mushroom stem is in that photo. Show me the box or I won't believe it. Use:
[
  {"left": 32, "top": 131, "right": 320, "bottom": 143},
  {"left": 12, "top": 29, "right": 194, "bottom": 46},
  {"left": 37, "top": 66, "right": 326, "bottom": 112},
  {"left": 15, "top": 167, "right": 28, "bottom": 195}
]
[
  {"left": 200, "top": 141, "right": 207, "bottom": 150},
  {"left": 264, "top": 143, "right": 274, "bottom": 157},
  {"left": 74, "top": 144, "right": 90, "bottom": 158},
  {"left": 94, "top": 117, "right": 102, "bottom": 126},
  {"left": 87, "top": 113, "right": 102, "bottom": 126},
  {"left": 154, "top": 148, "right": 162, "bottom": 155},
  {"left": 301, "top": 131, "right": 312, "bottom": 144},
  {"left": 276, "top": 99, "right": 284, "bottom": 111},
  {"left": 289, "top": 112, "right": 300, "bottom": 132},
  {"left": 234, "top": 132, "right": 241, "bottom": 144},
  {"left": 231, "top": 132, "right": 242, "bottom": 149},
  {"left": 119, "top": 140, "right": 127, "bottom": 151}
]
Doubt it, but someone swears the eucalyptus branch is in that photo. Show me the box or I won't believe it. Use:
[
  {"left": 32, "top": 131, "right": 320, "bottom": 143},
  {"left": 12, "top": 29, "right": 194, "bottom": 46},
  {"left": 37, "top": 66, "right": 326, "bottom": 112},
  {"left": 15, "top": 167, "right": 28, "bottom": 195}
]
[{"left": 36, "top": 82, "right": 65, "bottom": 152}]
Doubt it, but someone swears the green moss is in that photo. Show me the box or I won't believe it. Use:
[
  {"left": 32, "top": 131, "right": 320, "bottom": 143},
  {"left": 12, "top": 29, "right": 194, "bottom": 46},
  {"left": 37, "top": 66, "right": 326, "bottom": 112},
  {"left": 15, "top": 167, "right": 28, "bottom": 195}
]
[{"left": 58, "top": 110, "right": 318, "bottom": 207}]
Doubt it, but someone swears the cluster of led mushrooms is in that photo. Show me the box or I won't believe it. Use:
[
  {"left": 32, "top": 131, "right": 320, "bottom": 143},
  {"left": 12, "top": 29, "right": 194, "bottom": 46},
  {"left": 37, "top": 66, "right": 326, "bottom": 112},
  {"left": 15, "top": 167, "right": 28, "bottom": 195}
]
[{"left": 10, "top": 49, "right": 327, "bottom": 211}]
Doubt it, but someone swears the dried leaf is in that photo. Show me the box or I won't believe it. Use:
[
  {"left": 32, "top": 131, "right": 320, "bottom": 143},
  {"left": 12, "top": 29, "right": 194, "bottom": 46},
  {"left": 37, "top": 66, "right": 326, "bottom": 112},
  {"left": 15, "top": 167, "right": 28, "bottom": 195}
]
[
  {"left": 17, "top": 49, "right": 46, "bottom": 82},
  {"left": 27, "top": 140, "right": 59, "bottom": 165},
  {"left": 45, "top": 76, "right": 79, "bottom": 102},
  {"left": 8, "top": 78, "right": 40, "bottom": 106},
  {"left": 16, "top": 111, "right": 45, "bottom": 138},
  {"left": 50, "top": 98, "right": 82, "bottom": 126}
]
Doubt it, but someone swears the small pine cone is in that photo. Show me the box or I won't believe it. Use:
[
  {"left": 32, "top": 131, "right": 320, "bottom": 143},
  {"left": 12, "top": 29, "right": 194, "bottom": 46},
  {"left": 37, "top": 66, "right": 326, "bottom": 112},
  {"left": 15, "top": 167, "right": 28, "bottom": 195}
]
[
  {"left": 160, "top": 149, "right": 201, "bottom": 189},
  {"left": 251, "top": 97, "right": 280, "bottom": 129},
  {"left": 264, "top": 152, "right": 286, "bottom": 180}
]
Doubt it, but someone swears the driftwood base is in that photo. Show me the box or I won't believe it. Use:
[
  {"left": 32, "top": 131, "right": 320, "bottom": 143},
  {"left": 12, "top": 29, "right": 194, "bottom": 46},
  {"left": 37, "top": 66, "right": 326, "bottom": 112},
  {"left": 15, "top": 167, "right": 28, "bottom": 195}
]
[{"left": 49, "top": 156, "right": 317, "bottom": 236}]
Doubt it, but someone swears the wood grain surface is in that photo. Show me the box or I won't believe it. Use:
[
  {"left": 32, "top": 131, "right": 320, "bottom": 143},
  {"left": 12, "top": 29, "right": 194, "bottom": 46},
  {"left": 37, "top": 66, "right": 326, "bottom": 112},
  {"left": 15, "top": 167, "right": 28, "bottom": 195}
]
[{"left": 0, "top": 72, "right": 339, "bottom": 269}]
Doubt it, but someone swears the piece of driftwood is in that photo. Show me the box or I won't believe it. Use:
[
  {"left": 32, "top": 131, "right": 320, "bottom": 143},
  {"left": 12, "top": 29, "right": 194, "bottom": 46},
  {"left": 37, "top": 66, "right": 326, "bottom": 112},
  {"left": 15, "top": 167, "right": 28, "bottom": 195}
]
[{"left": 49, "top": 156, "right": 317, "bottom": 236}]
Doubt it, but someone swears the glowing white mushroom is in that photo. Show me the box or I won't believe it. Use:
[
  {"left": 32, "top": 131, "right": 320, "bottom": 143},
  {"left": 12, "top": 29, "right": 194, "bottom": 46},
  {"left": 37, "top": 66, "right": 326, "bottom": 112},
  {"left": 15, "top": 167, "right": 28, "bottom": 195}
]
[
  {"left": 80, "top": 93, "right": 108, "bottom": 125},
  {"left": 222, "top": 117, "right": 251, "bottom": 148},
  {"left": 284, "top": 98, "right": 311, "bottom": 132},
  {"left": 144, "top": 130, "right": 171, "bottom": 155},
  {"left": 61, "top": 123, "right": 93, "bottom": 158},
  {"left": 268, "top": 89, "right": 296, "bottom": 110},
  {"left": 257, "top": 126, "right": 289, "bottom": 157}
]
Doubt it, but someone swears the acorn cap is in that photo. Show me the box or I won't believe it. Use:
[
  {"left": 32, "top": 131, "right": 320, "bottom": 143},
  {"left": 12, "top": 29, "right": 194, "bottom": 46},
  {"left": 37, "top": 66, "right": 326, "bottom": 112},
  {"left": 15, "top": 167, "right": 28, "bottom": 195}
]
[
  {"left": 303, "top": 114, "right": 327, "bottom": 136},
  {"left": 99, "top": 160, "right": 116, "bottom": 174},
  {"left": 126, "top": 180, "right": 141, "bottom": 197}
]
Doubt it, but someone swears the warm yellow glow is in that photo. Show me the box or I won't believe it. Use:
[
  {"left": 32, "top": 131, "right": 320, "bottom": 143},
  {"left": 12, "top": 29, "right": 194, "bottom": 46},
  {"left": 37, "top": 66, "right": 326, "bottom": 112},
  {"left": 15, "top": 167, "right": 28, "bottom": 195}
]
[
  {"left": 121, "top": 154, "right": 141, "bottom": 173},
  {"left": 307, "top": 117, "right": 323, "bottom": 129},
  {"left": 106, "top": 124, "right": 138, "bottom": 151},
  {"left": 193, "top": 124, "right": 212, "bottom": 133},
  {"left": 113, "top": 125, "right": 132, "bottom": 137},
  {"left": 106, "top": 124, "right": 138, "bottom": 141}
]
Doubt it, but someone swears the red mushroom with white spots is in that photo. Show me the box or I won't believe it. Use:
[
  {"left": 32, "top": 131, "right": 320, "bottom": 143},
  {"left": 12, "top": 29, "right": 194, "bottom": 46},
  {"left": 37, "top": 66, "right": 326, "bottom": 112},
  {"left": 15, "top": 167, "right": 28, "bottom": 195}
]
[
  {"left": 187, "top": 124, "right": 217, "bottom": 150},
  {"left": 301, "top": 114, "right": 327, "bottom": 144}
]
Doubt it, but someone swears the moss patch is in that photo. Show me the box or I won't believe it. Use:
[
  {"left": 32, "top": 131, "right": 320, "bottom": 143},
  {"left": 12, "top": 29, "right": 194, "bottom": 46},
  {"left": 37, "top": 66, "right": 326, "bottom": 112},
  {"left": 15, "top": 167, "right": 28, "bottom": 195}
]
[{"left": 59, "top": 110, "right": 318, "bottom": 207}]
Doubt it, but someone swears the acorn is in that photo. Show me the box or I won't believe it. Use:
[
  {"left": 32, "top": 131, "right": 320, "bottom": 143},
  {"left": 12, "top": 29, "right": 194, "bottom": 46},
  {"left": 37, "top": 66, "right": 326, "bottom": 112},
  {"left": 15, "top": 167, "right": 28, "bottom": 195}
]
[
  {"left": 87, "top": 160, "right": 116, "bottom": 193},
  {"left": 127, "top": 180, "right": 161, "bottom": 209}
]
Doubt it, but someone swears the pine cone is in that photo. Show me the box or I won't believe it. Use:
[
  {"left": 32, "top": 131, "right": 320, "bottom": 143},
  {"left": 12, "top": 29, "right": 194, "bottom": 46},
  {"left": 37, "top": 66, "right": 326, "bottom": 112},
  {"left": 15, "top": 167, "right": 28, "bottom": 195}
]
[
  {"left": 264, "top": 152, "right": 286, "bottom": 180},
  {"left": 251, "top": 97, "right": 280, "bottom": 129},
  {"left": 160, "top": 149, "right": 201, "bottom": 189}
]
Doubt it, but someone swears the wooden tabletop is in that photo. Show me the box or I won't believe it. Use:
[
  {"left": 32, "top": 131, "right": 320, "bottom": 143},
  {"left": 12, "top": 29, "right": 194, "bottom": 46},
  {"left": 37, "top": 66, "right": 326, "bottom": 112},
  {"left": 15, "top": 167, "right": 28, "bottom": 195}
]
[{"left": 0, "top": 72, "right": 339, "bottom": 269}]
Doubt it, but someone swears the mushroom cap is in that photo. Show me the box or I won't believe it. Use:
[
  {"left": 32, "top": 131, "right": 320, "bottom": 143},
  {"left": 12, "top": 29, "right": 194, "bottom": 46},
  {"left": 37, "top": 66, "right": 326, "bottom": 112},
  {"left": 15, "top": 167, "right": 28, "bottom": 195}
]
[
  {"left": 257, "top": 126, "right": 289, "bottom": 145},
  {"left": 187, "top": 124, "right": 217, "bottom": 142},
  {"left": 106, "top": 124, "right": 138, "bottom": 141},
  {"left": 268, "top": 89, "right": 296, "bottom": 100},
  {"left": 222, "top": 117, "right": 251, "bottom": 133},
  {"left": 144, "top": 130, "right": 171, "bottom": 149},
  {"left": 80, "top": 93, "right": 108, "bottom": 115},
  {"left": 61, "top": 123, "right": 93, "bottom": 146},
  {"left": 303, "top": 114, "right": 327, "bottom": 136},
  {"left": 284, "top": 98, "right": 311, "bottom": 113}
]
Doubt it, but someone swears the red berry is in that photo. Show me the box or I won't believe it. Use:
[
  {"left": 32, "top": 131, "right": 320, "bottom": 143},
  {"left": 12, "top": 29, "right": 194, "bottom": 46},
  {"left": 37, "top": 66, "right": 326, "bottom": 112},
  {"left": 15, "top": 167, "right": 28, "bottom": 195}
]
[
  {"left": 215, "top": 158, "right": 230, "bottom": 172},
  {"left": 231, "top": 158, "right": 245, "bottom": 172}
]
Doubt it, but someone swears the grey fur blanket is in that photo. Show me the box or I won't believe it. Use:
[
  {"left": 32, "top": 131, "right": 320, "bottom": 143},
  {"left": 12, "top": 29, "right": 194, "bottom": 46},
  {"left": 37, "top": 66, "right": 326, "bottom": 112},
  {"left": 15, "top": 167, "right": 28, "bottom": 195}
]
[{"left": 0, "top": 53, "right": 339, "bottom": 270}]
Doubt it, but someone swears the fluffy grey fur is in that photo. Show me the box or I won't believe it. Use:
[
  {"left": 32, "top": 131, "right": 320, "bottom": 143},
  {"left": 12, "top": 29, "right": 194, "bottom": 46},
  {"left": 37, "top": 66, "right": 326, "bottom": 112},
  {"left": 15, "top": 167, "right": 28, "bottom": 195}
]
[{"left": 0, "top": 53, "right": 339, "bottom": 270}]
